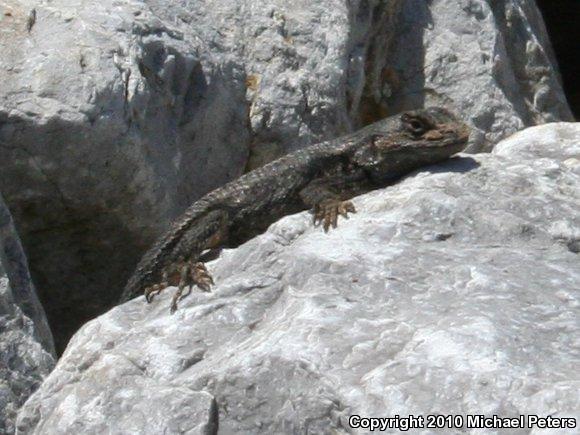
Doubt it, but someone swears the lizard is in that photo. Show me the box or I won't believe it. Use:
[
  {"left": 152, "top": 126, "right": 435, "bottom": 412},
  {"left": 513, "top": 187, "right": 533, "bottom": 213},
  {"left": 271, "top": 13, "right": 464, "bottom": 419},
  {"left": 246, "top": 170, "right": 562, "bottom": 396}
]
[{"left": 120, "top": 107, "right": 470, "bottom": 313}]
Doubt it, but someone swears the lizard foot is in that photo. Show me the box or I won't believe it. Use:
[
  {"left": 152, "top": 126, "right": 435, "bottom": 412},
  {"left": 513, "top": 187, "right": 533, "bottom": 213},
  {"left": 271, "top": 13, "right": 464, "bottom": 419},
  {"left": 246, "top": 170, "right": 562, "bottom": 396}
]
[
  {"left": 170, "top": 260, "right": 214, "bottom": 314},
  {"left": 144, "top": 271, "right": 169, "bottom": 303},
  {"left": 190, "top": 262, "right": 214, "bottom": 292},
  {"left": 313, "top": 199, "right": 356, "bottom": 232},
  {"left": 144, "top": 284, "right": 161, "bottom": 303}
]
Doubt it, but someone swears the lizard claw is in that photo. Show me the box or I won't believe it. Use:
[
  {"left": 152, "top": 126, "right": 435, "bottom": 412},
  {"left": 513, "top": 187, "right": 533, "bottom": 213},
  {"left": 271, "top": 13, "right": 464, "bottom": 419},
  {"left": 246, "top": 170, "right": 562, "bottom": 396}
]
[
  {"left": 145, "top": 283, "right": 165, "bottom": 303},
  {"left": 313, "top": 199, "right": 356, "bottom": 232},
  {"left": 169, "top": 261, "right": 190, "bottom": 314},
  {"left": 192, "top": 262, "right": 213, "bottom": 292},
  {"left": 144, "top": 286, "right": 154, "bottom": 303},
  {"left": 169, "top": 261, "right": 214, "bottom": 313},
  {"left": 144, "top": 269, "right": 169, "bottom": 303},
  {"left": 141, "top": 260, "right": 214, "bottom": 313}
]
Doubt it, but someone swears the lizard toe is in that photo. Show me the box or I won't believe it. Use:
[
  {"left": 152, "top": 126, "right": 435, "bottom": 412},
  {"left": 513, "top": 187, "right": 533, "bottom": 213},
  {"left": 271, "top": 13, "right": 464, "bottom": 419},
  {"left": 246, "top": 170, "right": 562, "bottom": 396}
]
[
  {"left": 145, "top": 283, "right": 164, "bottom": 303},
  {"left": 187, "top": 262, "right": 213, "bottom": 292}
]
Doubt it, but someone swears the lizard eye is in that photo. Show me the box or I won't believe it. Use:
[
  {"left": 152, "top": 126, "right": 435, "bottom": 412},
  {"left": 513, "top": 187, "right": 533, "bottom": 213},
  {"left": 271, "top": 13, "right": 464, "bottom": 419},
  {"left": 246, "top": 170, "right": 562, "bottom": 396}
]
[{"left": 401, "top": 113, "right": 430, "bottom": 136}]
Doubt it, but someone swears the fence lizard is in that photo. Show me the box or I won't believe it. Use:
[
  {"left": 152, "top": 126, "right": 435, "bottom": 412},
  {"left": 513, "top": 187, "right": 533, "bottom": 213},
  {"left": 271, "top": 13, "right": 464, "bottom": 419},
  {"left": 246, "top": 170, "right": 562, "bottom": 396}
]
[{"left": 121, "top": 107, "right": 470, "bottom": 312}]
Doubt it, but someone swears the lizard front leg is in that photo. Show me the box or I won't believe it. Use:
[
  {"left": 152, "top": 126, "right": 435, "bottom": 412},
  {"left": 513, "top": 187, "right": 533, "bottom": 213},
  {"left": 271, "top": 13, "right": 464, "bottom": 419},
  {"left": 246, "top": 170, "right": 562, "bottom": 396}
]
[
  {"left": 313, "top": 198, "right": 356, "bottom": 231},
  {"left": 299, "top": 173, "right": 364, "bottom": 232}
]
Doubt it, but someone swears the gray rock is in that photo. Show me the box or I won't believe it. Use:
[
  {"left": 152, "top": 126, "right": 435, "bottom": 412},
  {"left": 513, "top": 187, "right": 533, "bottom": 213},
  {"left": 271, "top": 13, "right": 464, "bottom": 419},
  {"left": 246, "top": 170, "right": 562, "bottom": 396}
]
[
  {"left": 0, "top": 195, "right": 55, "bottom": 435},
  {"left": 17, "top": 123, "right": 580, "bottom": 434},
  {"left": 0, "top": 0, "right": 573, "bottom": 352},
  {"left": 0, "top": 0, "right": 250, "bottom": 352},
  {"left": 385, "top": 0, "right": 574, "bottom": 151}
]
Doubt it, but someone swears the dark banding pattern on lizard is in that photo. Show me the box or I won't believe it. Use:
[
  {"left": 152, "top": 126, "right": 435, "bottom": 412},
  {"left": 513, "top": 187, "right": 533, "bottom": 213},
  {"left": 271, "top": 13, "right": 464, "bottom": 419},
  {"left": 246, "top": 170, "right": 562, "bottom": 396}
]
[{"left": 121, "top": 107, "right": 470, "bottom": 313}]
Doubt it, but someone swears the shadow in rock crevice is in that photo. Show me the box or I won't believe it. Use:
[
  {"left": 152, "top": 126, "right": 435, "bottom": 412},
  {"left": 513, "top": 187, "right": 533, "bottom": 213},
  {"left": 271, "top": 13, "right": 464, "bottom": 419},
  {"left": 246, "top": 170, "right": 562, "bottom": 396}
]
[
  {"left": 423, "top": 156, "right": 481, "bottom": 175},
  {"left": 0, "top": 115, "right": 166, "bottom": 355},
  {"left": 536, "top": 0, "right": 580, "bottom": 119},
  {"left": 380, "top": 0, "right": 432, "bottom": 116}
]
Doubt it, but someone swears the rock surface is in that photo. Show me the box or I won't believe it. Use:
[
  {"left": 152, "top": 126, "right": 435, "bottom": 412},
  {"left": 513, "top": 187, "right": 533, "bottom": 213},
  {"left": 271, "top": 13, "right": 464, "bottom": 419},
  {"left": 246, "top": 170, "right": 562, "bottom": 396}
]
[
  {"left": 0, "top": 0, "right": 573, "bottom": 352},
  {"left": 0, "top": 195, "right": 55, "bottom": 435},
  {"left": 0, "top": 0, "right": 251, "bottom": 352},
  {"left": 17, "top": 123, "right": 580, "bottom": 434},
  {"left": 386, "top": 0, "right": 573, "bottom": 151}
]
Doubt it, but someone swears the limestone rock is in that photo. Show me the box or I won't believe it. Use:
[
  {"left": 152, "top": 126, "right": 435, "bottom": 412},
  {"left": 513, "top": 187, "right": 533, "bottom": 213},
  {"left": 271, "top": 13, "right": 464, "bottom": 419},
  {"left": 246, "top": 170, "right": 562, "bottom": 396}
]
[
  {"left": 0, "top": 0, "right": 250, "bottom": 352},
  {"left": 17, "top": 123, "right": 580, "bottom": 434},
  {"left": 385, "top": 0, "right": 574, "bottom": 151},
  {"left": 0, "top": 195, "right": 55, "bottom": 434},
  {"left": 0, "top": 0, "right": 573, "bottom": 353}
]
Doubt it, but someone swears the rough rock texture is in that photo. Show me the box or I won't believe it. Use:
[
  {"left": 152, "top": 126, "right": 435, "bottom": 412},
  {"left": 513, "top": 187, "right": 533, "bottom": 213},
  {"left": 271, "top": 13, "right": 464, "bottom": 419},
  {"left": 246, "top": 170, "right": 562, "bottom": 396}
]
[
  {"left": 0, "top": 0, "right": 573, "bottom": 352},
  {"left": 0, "top": 195, "right": 55, "bottom": 435},
  {"left": 385, "top": 0, "right": 573, "bottom": 151},
  {"left": 0, "top": 0, "right": 404, "bottom": 353},
  {"left": 17, "top": 123, "right": 580, "bottom": 434},
  {"left": 0, "top": 0, "right": 251, "bottom": 353},
  {"left": 150, "top": 0, "right": 574, "bottom": 158}
]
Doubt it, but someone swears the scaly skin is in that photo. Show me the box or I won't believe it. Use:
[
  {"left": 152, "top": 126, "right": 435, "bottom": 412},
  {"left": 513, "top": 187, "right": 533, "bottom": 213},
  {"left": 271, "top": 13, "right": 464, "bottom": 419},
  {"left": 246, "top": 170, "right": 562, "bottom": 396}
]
[{"left": 121, "top": 107, "right": 470, "bottom": 312}]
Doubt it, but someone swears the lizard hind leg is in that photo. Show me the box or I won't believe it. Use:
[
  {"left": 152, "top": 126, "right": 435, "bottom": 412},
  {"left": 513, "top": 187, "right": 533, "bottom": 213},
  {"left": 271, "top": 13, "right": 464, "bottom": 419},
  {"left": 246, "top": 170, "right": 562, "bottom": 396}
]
[
  {"left": 144, "top": 284, "right": 160, "bottom": 303},
  {"left": 169, "top": 260, "right": 215, "bottom": 313},
  {"left": 176, "top": 260, "right": 214, "bottom": 305},
  {"left": 191, "top": 261, "right": 214, "bottom": 292},
  {"left": 158, "top": 208, "right": 228, "bottom": 313},
  {"left": 170, "top": 261, "right": 190, "bottom": 314}
]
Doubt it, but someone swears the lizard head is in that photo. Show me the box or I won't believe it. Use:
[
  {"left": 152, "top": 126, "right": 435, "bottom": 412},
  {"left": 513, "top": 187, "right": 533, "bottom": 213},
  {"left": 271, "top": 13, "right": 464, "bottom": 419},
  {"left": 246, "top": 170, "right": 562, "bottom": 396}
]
[{"left": 352, "top": 107, "right": 470, "bottom": 183}]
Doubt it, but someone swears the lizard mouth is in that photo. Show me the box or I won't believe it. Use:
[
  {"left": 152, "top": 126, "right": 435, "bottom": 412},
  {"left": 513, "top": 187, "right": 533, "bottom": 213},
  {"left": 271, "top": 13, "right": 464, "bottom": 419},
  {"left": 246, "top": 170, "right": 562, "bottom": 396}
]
[
  {"left": 417, "top": 122, "right": 469, "bottom": 141},
  {"left": 419, "top": 123, "right": 470, "bottom": 150},
  {"left": 373, "top": 122, "right": 470, "bottom": 153}
]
